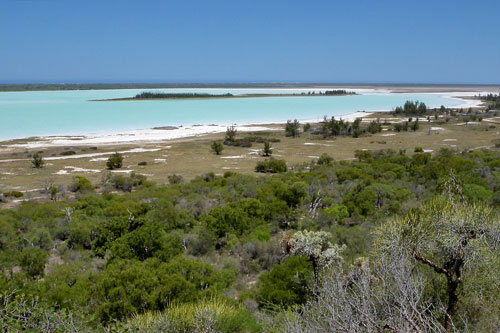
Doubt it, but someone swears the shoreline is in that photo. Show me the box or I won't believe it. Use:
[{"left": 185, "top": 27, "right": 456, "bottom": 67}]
[
  {"left": 1, "top": 111, "right": 374, "bottom": 149},
  {"left": 0, "top": 91, "right": 489, "bottom": 148}
]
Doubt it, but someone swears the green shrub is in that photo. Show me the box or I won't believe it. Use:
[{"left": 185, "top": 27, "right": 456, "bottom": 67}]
[
  {"left": 110, "top": 222, "right": 183, "bottom": 261},
  {"left": 106, "top": 152, "right": 123, "bottom": 170},
  {"left": 463, "top": 183, "right": 493, "bottom": 203},
  {"left": 68, "top": 176, "right": 94, "bottom": 193},
  {"left": 262, "top": 141, "right": 272, "bottom": 157},
  {"left": 414, "top": 146, "right": 424, "bottom": 153},
  {"left": 60, "top": 150, "right": 76, "bottom": 156},
  {"left": 393, "top": 123, "right": 403, "bottom": 132},
  {"left": 354, "top": 150, "right": 372, "bottom": 161},
  {"left": 168, "top": 174, "right": 184, "bottom": 184},
  {"left": 110, "top": 173, "right": 146, "bottom": 192},
  {"left": 317, "top": 153, "right": 333, "bottom": 166},
  {"left": 257, "top": 256, "right": 313, "bottom": 308},
  {"left": 267, "top": 158, "right": 286, "bottom": 173},
  {"left": 3, "top": 191, "right": 23, "bottom": 198},
  {"left": 211, "top": 141, "right": 224, "bottom": 155},
  {"left": 321, "top": 204, "right": 349, "bottom": 225},
  {"left": 255, "top": 158, "right": 287, "bottom": 173},
  {"left": 367, "top": 120, "right": 382, "bottom": 134},
  {"left": 411, "top": 118, "right": 420, "bottom": 131},
  {"left": 224, "top": 126, "right": 237, "bottom": 144},
  {"left": 285, "top": 119, "right": 300, "bottom": 137},
  {"left": 20, "top": 247, "right": 49, "bottom": 279},
  {"left": 31, "top": 152, "right": 44, "bottom": 168}
]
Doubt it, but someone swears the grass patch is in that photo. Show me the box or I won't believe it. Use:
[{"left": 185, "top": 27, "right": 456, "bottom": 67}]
[{"left": 122, "top": 298, "right": 260, "bottom": 333}]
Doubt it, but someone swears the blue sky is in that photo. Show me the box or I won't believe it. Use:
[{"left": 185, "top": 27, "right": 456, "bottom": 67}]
[{"left": 1, "top": 0, "right": 499, "bottom": 84}]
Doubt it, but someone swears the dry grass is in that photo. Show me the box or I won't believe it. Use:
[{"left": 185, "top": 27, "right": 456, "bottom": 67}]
[{"left": 0, "top": 117, "right": 499, "bottom": 198}]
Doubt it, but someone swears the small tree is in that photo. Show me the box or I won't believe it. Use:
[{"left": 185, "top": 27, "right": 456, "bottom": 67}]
[
  {"left": 352, "top": 118, "right": 361, "bottom": 131},
  {"left": 106, "top": 152, "right": 123, "bottom": 170},
  {"left": 367, "top": 121, "right": 381, "bottom": 134},
  {"left": 49, "top": 186, "right": 58, "bottom": 201},
  {"left": 285, "top": 119, "right": 300, "bottom": 137},
  {"left": 411, "top": 118, "right": 420, "bottom": 131},
  {"left": 262, "top": 141, "right": 272, "bottom": 157},
  {"left": 224, "top": 126, "right": 237, "bottom": 144},
  {"left": 375, "top": 190, "right": 500, "bottom": 331},
  {"left": 211, "top": 141, "right": 223, "bottom": 155},
  {"left": 282, "top": 230, "right": 345, "bottom": 295},
  {"left": 31, "top": 153, "right": 44, "bottom": 169}
]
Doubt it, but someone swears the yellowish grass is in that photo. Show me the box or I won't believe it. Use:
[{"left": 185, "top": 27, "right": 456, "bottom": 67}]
[{"left": 0, "top": 119, "right": 498, "bottom": 198}]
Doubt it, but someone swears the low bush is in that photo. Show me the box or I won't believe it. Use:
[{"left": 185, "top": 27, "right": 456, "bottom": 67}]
[
  {"left": 168, "top": 174, "right": 184, "bottom": 184},
  {"left": 68, "top": 176, "right": 94, "bottom": 193},
  {"left": 317, "top": 153, "right": 333, "bottom": 166},
  {"left": 3, "top": 190, "right": 24, "bottom": 198},
  {"left": 60, "top": 150, "right": 76, "bottom": 156},
  {"left": 255, "top": 159, "right": 287, "bottom": 173},
  {"left": 106, "top": 152, "right": 123, "bottom": 170}
]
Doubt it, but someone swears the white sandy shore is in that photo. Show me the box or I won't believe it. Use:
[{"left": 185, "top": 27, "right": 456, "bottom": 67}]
[
  {"left": 6, "top": 125, "right": 272, "bottom": 149},
  {"left": 0, "top": 90, "right": 490, "bottom": 149},
  {"left": 6, "top": 111, "right": 374, "bottom": 149}
]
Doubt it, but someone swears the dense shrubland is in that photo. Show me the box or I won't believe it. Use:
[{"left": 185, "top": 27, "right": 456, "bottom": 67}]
[{"left": 1, "top": 148, "right": 499, "bottom": 331}]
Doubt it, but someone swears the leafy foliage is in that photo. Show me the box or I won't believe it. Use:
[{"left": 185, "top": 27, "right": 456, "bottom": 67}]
[
  {"left": 106, "top": 152, "right": 123, "bottom": 170},
  {"left": 31, "top": 153, "right": 44, "bottom": 169},
  {"left": 211, "top": 141, "right": 224, "bottom": 155},
  {"left": 285, "top": 119, "right": 300, "bottom": 137},
  {"left": 0, "top": 149, "right": 499, "bottom": 330}
]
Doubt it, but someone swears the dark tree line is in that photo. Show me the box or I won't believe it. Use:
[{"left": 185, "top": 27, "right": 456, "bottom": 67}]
[
  {"left": 134, "top": 92, "right": 233, "bottom": 99},
  {"left": 319, "top": 116, "right": 381, "bottom": 137},
  {"left": 393, "top": 100, "right": 428, "bottom": 115}
]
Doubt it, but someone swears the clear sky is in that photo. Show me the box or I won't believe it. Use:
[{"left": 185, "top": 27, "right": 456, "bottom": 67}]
[{"left": 1, "top": 0, "right": 499, "bottom": 84}]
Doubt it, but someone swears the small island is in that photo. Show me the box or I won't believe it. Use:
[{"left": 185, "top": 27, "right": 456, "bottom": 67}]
[{"left": 91, "top": 89, "right": 356, "bottom": 101}]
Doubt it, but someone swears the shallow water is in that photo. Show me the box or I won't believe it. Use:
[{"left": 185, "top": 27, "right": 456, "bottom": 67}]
[{"left": 0, "top": 88, "right": 465, "bottom": 140}]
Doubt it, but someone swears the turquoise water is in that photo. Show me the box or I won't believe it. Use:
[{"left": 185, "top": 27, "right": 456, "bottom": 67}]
[{"left": 0, "top": 88, "right": 464, "bottom": 140}]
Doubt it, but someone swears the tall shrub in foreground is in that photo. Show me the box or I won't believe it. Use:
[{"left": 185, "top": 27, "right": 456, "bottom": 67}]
[{"left": 375, "top": 195, "right": 500, "bottom": 331}]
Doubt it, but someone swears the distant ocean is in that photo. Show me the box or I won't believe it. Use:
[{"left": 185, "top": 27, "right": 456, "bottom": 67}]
[{"left": 0, "top": 88, "right": 468, "bottom": 141}]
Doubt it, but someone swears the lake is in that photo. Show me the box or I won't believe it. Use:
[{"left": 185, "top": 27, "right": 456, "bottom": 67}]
[{"left": 0, "top": 88, "right": 468, "bottom": 141}]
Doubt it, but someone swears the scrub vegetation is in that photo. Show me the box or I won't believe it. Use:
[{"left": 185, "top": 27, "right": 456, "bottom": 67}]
[
  {"left": 1, "top": 146, "right": 499, "bottom": 331},
  {"left": 1, "top": 99, "right": 500, "bottom": 331}
]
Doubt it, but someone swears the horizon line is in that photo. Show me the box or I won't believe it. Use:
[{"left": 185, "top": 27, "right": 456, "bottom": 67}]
[{"left": 1, "top": 81, "right": 500, "bottom": 86}]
